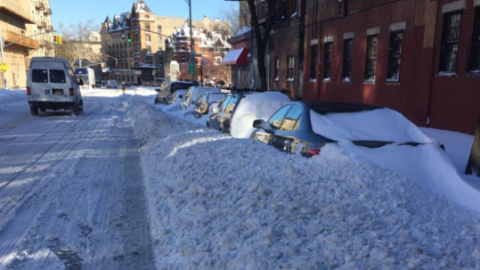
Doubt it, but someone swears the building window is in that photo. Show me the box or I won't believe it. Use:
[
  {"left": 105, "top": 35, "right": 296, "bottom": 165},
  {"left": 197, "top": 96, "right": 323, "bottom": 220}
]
[
  {"left": 181, "top": 57, "right": 186, "bottom": 63},
  {"left": 274, "top": 58, "right": 279, "bottom": 80},
  {"left": 387, "top": 31, "right": 403, "bottom": 82},
  {"left": 145, "top": 24, "right": 151, "bottom": 32},
  {"left": 214, "top": 57, "right": 222, "bottom": 65},
  {"left": 310, "top": 44, "right": 318, "bottom": 80},
  {"left": 157, "top": 25, "right": 162, "bottom": 33},
  {"left": 342, "top": 39, "right": 353, "bottom": 81},
  {"left": 292, "top": 0, "right": 297, "bottom": 16},
  {"left": 468, "top": 7, "right": 480, "bottom": 75},
  {"left": 287, "top": 56, "right": 294, "bottom": 81},
  {"left": 439, "top": 12, "right": 462, "bottom": 74},
  {"left": 146, "top": 35, "right": 151, "bottom": 42},
  {"left": 365, "top": 35, "right": 378, "bottom": 82},
  {"left": 323, "top": 42, "right": 332, "bottom": 80}
]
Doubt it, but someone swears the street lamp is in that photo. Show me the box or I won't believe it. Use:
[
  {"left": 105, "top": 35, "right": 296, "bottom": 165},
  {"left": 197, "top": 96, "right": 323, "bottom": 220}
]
[{"left": 105, "top": 55, "right": 118, "bottom": 68}]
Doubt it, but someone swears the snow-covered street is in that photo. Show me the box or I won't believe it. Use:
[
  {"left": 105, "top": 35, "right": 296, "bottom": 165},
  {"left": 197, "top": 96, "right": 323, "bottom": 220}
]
[
  {"left": 0, "top": 89, "right": 155, "bottom": 269},
  {"left": 1, "top": 87, "right": 480, "bottom": 270}
]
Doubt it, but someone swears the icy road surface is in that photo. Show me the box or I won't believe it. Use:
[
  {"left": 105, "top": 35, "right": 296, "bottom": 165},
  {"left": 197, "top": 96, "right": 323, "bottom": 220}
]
[{"left": 0, "top": 89, "right": 155, "bottom": 269}]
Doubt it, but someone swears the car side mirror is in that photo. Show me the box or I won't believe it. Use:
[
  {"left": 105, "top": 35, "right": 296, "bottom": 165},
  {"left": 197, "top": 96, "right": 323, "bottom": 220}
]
[
  {"left": 155, "top": 88, "right": 161, "bottom": 92},
  {"left": 212, "top": 107, "right": 219, "bottom": 114},
  {"left": 192, "top": 111, "right": 201, "bottom": 119},
  {"left": 253, "top": 119, "right": 273, "bottom": 133}
]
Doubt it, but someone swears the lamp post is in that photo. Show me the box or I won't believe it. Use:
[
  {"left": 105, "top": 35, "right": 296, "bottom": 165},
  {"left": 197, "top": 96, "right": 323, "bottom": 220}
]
[
  {"left": 106, "top": 55, "right": 118, "bottom": 67},
  {"left": 185, "top": 0, "right": 194, "bottom": 82}
]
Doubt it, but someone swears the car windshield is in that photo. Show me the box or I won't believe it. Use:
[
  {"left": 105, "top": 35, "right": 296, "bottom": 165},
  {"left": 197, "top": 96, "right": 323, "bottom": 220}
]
[{"left": 208, "top": 93, "right": 225, "bottom": 103}]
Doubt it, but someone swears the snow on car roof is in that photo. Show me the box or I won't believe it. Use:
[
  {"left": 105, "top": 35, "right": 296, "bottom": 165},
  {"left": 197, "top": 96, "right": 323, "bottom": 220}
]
[
  {"left": 231, "top": 91, "right": 291, "bottom": 138},
  {"left": 310, "top": 106, "right": 433, "bottom": 143}
]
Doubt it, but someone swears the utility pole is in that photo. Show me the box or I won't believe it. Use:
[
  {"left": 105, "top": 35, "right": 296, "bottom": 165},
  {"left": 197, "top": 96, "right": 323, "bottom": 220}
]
[{"left": 186, "top": 0, "right": 194, "bottom": 82}]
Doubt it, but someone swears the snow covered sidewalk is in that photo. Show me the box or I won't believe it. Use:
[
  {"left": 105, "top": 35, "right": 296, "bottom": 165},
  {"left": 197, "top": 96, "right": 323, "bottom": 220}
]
[{"left": 131, "top": 100, "right": 480, "bottom": 270}]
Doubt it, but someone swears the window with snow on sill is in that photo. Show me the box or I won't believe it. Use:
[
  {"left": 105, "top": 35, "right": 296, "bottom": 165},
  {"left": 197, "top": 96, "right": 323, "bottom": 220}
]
[
  {"left": 365, "top": 76, "right": 375, "bottom": 83},
  {"left": 274, "top": 77, "right": 279, "bottom": 81},
  {"left": 387, "top": 74, "right": 399, "bottom": 82},
  {"left": 323, "top": 78, "right": 331, "bottom": 82},
  {"left": 438, "top": 72, "right": 457, "bottom": 76},
  {"left": 342, "top": 77, "right": 351, "bottom": 82},
  {"left": 286, "top": 78, "right": 294, "bottom": 82},
  {"left": 309, "top": 79, "right": 317, "bottom": 83}
]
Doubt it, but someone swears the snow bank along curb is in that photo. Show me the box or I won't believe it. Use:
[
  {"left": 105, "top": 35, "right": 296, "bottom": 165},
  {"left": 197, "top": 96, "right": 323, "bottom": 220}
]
[{"left": 129, "top": 100, "right": 480, "bottom": 270}]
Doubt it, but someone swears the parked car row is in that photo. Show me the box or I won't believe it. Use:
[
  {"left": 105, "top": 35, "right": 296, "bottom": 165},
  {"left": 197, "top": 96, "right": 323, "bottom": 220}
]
[{"left": 155, "top": 83, "right": 442, "bottom": 158}]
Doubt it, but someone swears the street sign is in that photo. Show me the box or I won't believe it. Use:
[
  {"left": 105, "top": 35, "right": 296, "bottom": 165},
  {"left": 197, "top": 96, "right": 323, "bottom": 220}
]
[
  {"left": 0, "top": 63, "right": 8, "bottom": 72},
  {"left": 188, "top": 62, "right": 196, "bottom": 75}
]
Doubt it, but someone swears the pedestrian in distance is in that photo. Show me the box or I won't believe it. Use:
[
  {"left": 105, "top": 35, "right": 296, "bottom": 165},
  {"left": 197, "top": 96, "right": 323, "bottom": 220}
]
[{"left": 121, "top": 81, "right": 126, "bottom": 94}]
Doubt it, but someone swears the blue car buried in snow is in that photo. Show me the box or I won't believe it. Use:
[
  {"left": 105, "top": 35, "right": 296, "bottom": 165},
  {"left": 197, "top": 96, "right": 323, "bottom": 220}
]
[{"left": 251, "top": 101, "right": 441, "bottom": 157}]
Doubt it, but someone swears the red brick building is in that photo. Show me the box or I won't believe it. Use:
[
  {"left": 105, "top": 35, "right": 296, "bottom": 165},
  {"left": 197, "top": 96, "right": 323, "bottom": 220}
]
[{"left": 296, "top": 0, "right": 480, "bottom": 133}]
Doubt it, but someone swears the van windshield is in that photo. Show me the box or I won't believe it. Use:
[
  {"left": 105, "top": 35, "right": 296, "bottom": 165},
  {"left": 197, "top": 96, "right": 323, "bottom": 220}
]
[
  {"left": 49, "top": 70, "right": 66, "bottom": 83},
  {"left": 32, "top": 69, "right": 48, "bottom": 83}
]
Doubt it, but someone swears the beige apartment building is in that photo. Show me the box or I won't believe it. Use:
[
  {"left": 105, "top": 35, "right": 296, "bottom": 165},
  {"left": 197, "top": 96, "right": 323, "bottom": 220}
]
[
  {"left": 29, "top": 0, "right": 54, "bottom": 58},
  {"left": 101, "top": 0, "right": 229, "bottom": 83},
  {"left": 0, "top": 0, "right": 54, "bottom": 88}
]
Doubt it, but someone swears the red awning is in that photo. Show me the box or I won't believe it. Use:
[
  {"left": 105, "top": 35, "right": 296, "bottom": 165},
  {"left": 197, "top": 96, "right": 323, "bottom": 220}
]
[{"left": 221, "top": 48, "right": 249, "bottom": 66}]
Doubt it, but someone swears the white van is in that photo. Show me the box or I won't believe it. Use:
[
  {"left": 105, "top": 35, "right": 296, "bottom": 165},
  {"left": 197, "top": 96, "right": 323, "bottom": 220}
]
[{"left": 27, "top": 57, "right": 84, "bottom": 116}]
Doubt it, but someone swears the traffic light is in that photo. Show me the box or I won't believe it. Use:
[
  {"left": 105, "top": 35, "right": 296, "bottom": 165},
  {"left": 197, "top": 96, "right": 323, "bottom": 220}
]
[
  {"left": 127, "top": 33, "right": 132, "bottom": 43},
  {"left": 54, "top": 35, "right": 58, "bottom": 45},
  {"left": 58, "top": 36, "right": 63, "bottom": 45}
]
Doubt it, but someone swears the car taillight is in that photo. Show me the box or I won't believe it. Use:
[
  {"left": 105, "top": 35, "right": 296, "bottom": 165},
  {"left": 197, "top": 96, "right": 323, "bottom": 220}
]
[
  {"left": 308, "top": 148, "right": 321, "bottom": 157},
  {"left": 26, "top": 87, "right": 31, "bottom": 95},
  {"left": 69, "top": 88, "right": 74, "bottom": 96}
]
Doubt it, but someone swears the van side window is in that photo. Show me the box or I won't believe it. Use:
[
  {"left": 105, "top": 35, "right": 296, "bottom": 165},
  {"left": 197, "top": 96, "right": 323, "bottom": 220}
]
[
  {"left": 32, "top": 69, "right": 48, "bottom": 83},
  {"left": 49, "top": 70, "right": 66, "bottom": 83}
]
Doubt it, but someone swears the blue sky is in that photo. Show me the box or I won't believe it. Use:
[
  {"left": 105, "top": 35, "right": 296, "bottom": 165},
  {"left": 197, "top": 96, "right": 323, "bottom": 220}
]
[{"left": 50, "top": 0, "right": 237, "bottom": 29}]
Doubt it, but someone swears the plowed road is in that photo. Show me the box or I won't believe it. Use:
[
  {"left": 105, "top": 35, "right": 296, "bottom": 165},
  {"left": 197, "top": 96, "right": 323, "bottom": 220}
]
[{"left": 0, "top": 89, "right": 155, "bottom": 270}]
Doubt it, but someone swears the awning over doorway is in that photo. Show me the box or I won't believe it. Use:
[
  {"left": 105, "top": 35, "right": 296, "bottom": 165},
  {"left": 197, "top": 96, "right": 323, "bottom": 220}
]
[{"left": 221, "top": 48, "right": 249, "bottom": 65}]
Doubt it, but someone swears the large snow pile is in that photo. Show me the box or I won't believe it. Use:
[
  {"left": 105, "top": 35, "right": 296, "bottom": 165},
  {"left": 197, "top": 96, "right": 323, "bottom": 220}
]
[
  {"left": 310, "top": 108, "right": 433, "bottom": 143},
  {"left": 311, "top": 108, "right": 480, "bottom": 212},
  {"left": 230, "top": 92, "right": 291, "bottom": 138},
  {"left": 420, "top": 127, "right": 474, "bottom": 172},
  {"left": 130, "top": 100, "right": 480, "bottom": 270}
]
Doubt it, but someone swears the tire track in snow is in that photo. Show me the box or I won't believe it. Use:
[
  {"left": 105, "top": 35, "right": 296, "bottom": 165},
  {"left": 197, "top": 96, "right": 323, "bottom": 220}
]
[
  {"left": 0, "top": 97, "right": 155, "bottom": 269},
  {"left": 0, "top": 107, "right": 104, "bottom": 268}
]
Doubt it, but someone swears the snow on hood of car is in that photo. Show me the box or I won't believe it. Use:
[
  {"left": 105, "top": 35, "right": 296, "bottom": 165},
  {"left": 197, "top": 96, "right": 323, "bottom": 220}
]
[
  {"left": 231, "top": 92, "right": 291, "bottom": 139},
  {"left": 310, "top": 108, "right": 433, "bottom": 143}
]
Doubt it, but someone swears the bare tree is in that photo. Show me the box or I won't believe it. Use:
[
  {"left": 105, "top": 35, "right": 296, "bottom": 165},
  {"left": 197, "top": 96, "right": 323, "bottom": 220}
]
[
  {"left": 220, "top": 3, "right": 245, "bottom": 34},
  {"left": 57, "top": 20, "right": 101, "bottom": 67},
  {"left": 246, "top": 0, "right": 285, "bottom": 90}
]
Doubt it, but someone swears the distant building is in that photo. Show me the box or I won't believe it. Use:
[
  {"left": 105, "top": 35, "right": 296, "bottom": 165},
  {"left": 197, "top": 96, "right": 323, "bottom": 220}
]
[
  {"left": 166, "top": 22, "right": 231, "bottom": 83},
  {"left": 100, "top": 0, "right": 230, "bottom": 84},
  {"left": 29, "top": 0, "right": 54, "bottom": 58}
]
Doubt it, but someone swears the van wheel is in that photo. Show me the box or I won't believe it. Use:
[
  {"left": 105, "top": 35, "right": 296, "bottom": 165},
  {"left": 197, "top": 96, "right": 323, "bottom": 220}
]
[
  {"left": 154, "top": 98, "right": 159, "bottom": 104},
  {"left": 71, "top": 103, "right": 81, "bottom": 116},
  {"left": 30, "top": 105, "right": 39, "bottom": 116}
]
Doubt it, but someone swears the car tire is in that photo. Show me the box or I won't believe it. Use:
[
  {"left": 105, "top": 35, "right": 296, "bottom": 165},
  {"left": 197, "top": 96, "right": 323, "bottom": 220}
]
[
  {"left": 30, "top": 105, "right": 39, "bottom": 116},
  {"left": 154, "top": 98, "right": 159, "bottom": 104},
  {"left": 71, "top": 103, "right": 81, "bottom": 116}
]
